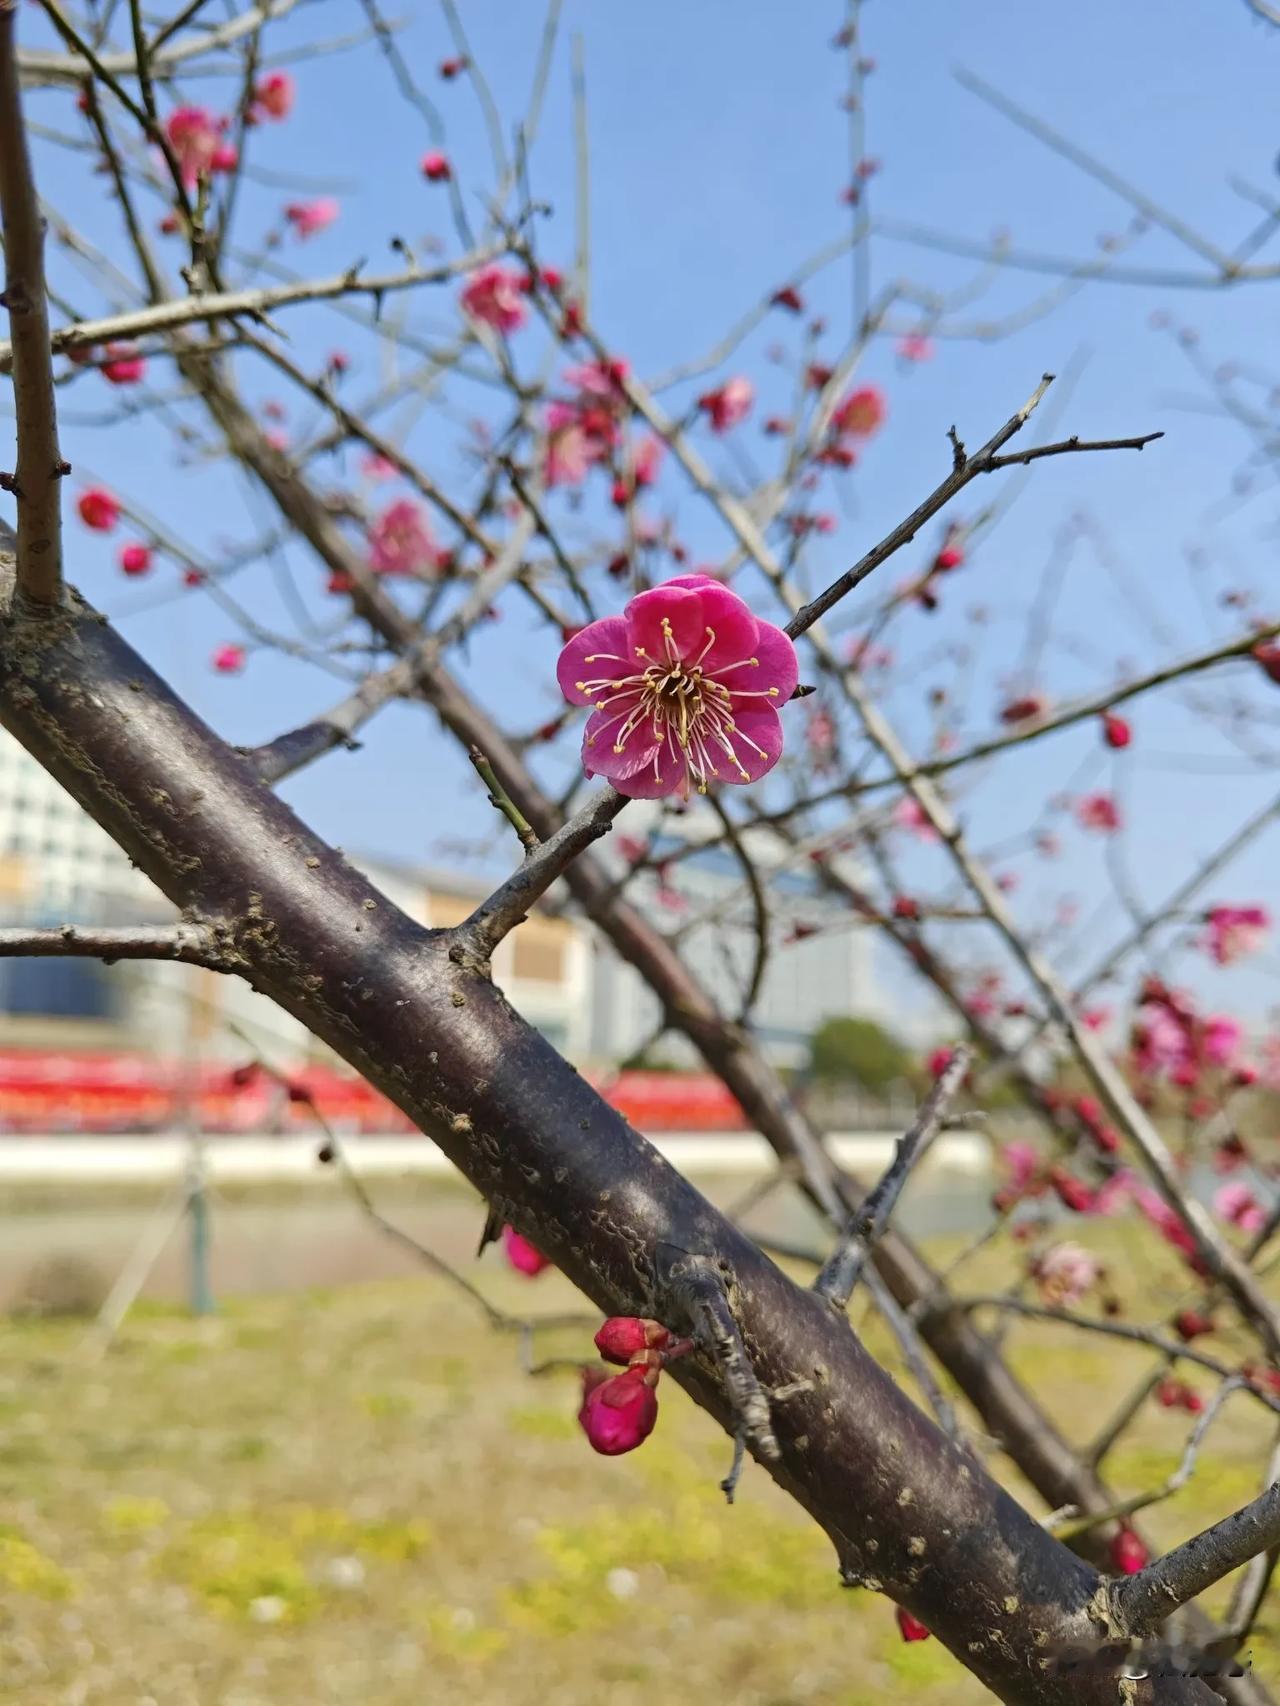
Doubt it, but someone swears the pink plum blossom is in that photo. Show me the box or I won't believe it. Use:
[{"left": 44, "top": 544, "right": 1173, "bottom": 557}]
[
  {"left": 697, "top": 376, "right": 754, "bottom": 432},
  {"left": 368, "top": 499, "right": 438, "bottom": 577},
  {"left": 893, "top": 796, "right": 938, "bottom": 841},
  {"left": 253, "top": 71, "right": 295, "bottom": 120},
  {"left": 1075, "top": 792, "right": 1122, "bottom": 833},
  {"left": 1203, "top": 904, "right": 1270, "bottom": 967},
  {"left": 1203, "top": 1014, "right": 1243, "bottom": 1069},
  {"left": 895, "top": 333, "right": 935, "bottom": 363},
  {"left": 832, "top": 384, "right": 886, "bottom": 438},
  {"left": 460, "top": 264, "right": 527, "bottom": 333},
  {"left": 164, "top": 106, "right": 222, "bottom": 184},
  {"left": 1033, "top": 1241, "right": 1101, "bottom": 1306},
  {"left": 1215, "top": 1181, "right": 1267, "bottom": 1236},
  {"left": 284, "top": 198, "right": 339, "bottom": 239},
  {"left": 557, "top": 574, "right": 798, "bottom": 800}
]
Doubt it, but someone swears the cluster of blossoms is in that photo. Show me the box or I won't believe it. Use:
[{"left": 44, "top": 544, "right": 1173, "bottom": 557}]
[
  {"left": 540, "top": 358, "right": 662, "bottom": 496},
  {"left": 578, "top": 1317, "right": 692, "bottom": 1455},
  {"left": 1129, "top": 978, "right": 1244, "bottom": 1089},
  {"left": 164, "top": 105, "right": 238, "bottom": 183},
  {"left": 1201, "top": 903, "right": 1271, "bottom": 967},
  {"left": 557, "top": 574, "right": 799, "bottom": 800}
]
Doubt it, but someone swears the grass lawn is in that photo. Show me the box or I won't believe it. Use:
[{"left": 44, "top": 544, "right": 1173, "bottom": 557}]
[{"left": 0, "top": 1209, "right": 1277, "bottom": 1703}]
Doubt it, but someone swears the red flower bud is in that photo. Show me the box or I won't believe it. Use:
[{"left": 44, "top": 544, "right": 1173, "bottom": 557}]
[
  {"left": 1109, "top": 1527, "right": 1148, "bottom": 1575},
  {"left": 1102, "top": 712, "right": 1132, "bottom": 749},
  {"left": 502, "top": 1226, "right": 552, "bottom": 1277},
  {"left": 594, "top": 1317, "right": 671, "bottom": 1365},
  {"left": 1174, "top": 1309, "right": 1214, "bottom": 1342},
  {"left": 578, "top": 1366, "right": 659, "bottom": 1456},
  {"left": 1048, "top": 1166, "right": 1096, "bottom": 1214},
  {"left": 895, "top": 1606, "right": 931, "bottom": 1642}
]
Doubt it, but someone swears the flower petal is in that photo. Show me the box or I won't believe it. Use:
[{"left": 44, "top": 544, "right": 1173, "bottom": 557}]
[
  {"left": 718, "top": 706, "right": 784, "bottom": 785},
  {"left": 557, "top": 616, "right": 635, "bottom": 706},
  {"left": 610, "top": 737, "right": 690, "bottom": 800},
  {"left": 625, "top": 585, "right": 705, "bottom": 666},
  {"left": 582, "top": 705, "right": 661, "bottom": 783},
  {"left": 750, "top": 619, "right": 800, "bottom": 701},
  {"left": 691, "top": 582, "right": 761, "bottom": 676}
]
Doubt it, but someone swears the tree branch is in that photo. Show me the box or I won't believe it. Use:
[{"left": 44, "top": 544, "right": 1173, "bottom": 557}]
[
  {"left": 0, "top": 922, "right": 226, "bottom": 964},
  {"left": 0, "top": 0, "right": 65, "bottom": 607},
  {"left": 1112, "top": 1480, "right": 1280, "bottom": 1636},
  {"left": 814, "top": 1044, "right": 972, "bottom": 1310}
]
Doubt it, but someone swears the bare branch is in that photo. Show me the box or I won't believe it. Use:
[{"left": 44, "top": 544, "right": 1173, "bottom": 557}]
[
  {"left": 0, "top": 0, "right": 65, "bottom": 607},
  {"left": 814, "top": 1045, "right": 972, "bottom": 1310},
  {"left": 0, "top": 255, "right": 501, "bottom": 376},
  {"left": 0, "top": 922, "right": 225, "bottom": 964},
  {"left": 461, "top": 784, "right": 629, "bottom": 953},
  {"left": 1112, "top": 1478, "right": 1280, "bottom": 1635},
  {"left": 784, "top": 379, "right": 1160, "bottom": 638}
]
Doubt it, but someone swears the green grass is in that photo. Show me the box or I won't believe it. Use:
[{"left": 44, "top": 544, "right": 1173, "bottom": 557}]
[{"left": 0, "top": 1230, "right": 1276, "bottom": 1704}]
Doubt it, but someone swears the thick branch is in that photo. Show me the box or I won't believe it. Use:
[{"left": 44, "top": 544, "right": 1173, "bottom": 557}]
[
  {"left": 0, "top": 566, "right": 1230, "bottom": 1704},
  {"left": 0, "top": 0, "right": 64, "bottom": 606}
]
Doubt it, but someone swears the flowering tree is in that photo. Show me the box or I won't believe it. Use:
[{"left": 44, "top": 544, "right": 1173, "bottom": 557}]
[{"left": 3, "top": 4, "right": 1280, "bottom": 1700}]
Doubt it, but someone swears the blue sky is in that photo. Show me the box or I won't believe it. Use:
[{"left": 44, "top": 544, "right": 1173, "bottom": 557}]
[{"left": 10, "top": 0, "right": 1280, "bottom": 1025}]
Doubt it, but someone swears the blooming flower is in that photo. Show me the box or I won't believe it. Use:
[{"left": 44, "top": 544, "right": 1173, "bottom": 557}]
[
  {"left": 697, "top": 376, "right": 754, "bottom": 432},
  {"left": 1033, "top": 1241, "right": 1101, "bottom": 1306},
  {"left": 1203, "top": 904, "right": 1270, "bottom": 967},
  {"left": 895, "top": 333, "right": 935, "bottom": 363},
  {"left": 253, "top": 71, "right": 295, "bottom": 120},
  {"left": 578, "top": 1365, "right": 659, "bottom": 1455},
  {"left": 118, "top": 543, "right": 152, "bottom": 576},
  {"left": 502, "top": 1225, "right": 552, "bottom": 1276},
  {"left": 832, "top": 384, "right": 886, "bottom": 438},
  {"left": 892, "top": 796, "right": 938, "bottom": 842},
  {"left": 460, "top": 264, "right": 527, "bottom": 333},
  {"left": 1215, "top": 1181, "right": 1267, "bottom": 1236},
  {"left": 77, "top": 487, "right": 120, "bottom": 531},
  {"left": 165, "top": 106, "right": 222, "bottom": 184},
  {"left": 212, "top": 644, "right": 246, "bottom": 674},
  {"left": 101, "top": 343, "right": 145, "bottom": 385},
  {"left": 284, "top": 199, "right": 339, "bottom": 240},
  {"left": 557, "top": 573, "right": 798, "bottom": 800},
  {"left": 368, "top": 499, "right": 437, "bottom": 577},
  {"left": 1075, "top": 792, "right": 1121, "bottom": 833},
  {"left": 421, "top": 151, "right": 451, "bottom": 182}
]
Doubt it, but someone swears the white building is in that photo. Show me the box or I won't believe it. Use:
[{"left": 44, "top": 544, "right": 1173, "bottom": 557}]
[
  {"left": 0, "top": 731, "right": 876, "bottom": 1076},
  {"left": 0, "top": 732, "right": 592, "bottom": 1068}
]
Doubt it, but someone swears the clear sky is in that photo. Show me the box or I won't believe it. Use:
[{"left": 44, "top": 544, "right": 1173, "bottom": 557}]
[{"left": 10, "top": 0, "right": 1280, "bottom": 1026}]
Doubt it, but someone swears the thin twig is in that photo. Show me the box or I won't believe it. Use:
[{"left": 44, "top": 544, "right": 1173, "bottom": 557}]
[
  {"left": 461, "top": 785, "right": 629, "bottom": 953},
  {"left": 814, "top": 1045, "right": 972, "bottom": 1309},
  {"left": 0, "top": 922, "right": 225, "bottom": 964},
  {"left": 1111, "top": 1478, "right": 1280, "bottom": 1635}
]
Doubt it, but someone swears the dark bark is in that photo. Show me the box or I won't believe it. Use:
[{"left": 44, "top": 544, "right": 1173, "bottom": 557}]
[{"left": 0, "top": 559, "right": 1229, "bottom": 1705}]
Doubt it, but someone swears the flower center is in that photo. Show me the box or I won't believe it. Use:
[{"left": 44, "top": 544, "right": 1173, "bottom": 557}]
[{"left": 574, "top": 617, "right": 780, "bottom": 793}]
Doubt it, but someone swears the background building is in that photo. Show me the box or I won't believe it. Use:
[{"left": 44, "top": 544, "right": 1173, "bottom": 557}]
[{"left": 0, "top": 731, "right": 877, "bottom": 1082}]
